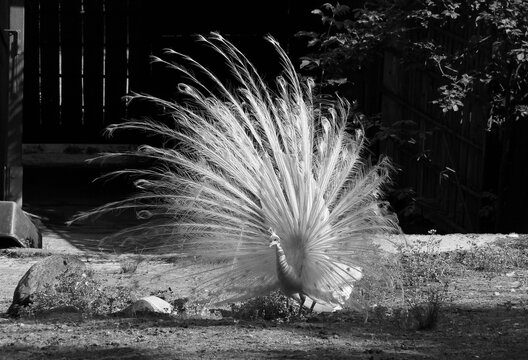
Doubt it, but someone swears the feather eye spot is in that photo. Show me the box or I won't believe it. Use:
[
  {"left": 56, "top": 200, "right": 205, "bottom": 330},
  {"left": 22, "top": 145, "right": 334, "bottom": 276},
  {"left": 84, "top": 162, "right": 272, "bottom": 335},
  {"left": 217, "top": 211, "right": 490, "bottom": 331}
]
[{"left": 137, "top": 210, "right": 153, "bottom": 219}]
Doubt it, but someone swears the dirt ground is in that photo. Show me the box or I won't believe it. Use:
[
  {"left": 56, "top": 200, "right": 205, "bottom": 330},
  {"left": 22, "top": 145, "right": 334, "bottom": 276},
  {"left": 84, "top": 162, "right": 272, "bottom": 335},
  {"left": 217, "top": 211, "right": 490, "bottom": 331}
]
[{"left": 1, "top": 203, "right": 527, "bottom": 359}]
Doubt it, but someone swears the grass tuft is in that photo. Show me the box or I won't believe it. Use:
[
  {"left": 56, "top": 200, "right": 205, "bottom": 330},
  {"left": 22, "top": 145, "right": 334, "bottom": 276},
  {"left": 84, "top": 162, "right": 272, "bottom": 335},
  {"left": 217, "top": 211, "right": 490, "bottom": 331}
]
[
  {"left": 119, "top": 255, "right": 145, "bottom": 274},
  {"left": 453, "top": 238, "right": 528, "bottom": 272},
  {"left": 231, "top": 291, "right": 297, "bottom": 321}
]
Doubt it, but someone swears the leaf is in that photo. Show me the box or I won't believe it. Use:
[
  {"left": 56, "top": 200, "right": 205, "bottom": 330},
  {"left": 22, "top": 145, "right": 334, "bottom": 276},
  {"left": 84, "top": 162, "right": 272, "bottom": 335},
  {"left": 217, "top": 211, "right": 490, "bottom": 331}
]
[
  {"left": 322, "top": 36, "right": 342, "bottom": 47},
  {"left": 308, "top": 38, "right": 321, "bottom": 47},
  {"left": 295, "top": 31, "right": 318, "bottom": 39},
  {"left": 300, "top": 60, "right": 310, "bottom": 69},
  {"left": 322, "top": 3, "right": 334, "bottom": 11},
  {"left": 299, "top": 58, "right": 320, "bottom": 70},
  {"left": 327, "top": 78, "right": 348, "bottom": 86},
  {"left": 334, "top": 4, "right": 351, "bottom": 16}
]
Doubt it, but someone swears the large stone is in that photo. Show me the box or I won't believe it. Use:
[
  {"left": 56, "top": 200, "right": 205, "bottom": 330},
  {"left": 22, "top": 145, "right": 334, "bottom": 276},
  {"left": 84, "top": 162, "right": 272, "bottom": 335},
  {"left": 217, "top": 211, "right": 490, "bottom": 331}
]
[{"left": 7, "top": 254, "right": 86, "bottom": 316}]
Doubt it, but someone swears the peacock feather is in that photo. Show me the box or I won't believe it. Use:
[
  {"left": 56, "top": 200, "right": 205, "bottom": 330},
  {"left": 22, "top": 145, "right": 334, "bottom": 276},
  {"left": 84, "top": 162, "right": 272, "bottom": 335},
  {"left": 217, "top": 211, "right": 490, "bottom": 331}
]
[{"left": 75, "top": 33, "right": 401, "bottom": 310}]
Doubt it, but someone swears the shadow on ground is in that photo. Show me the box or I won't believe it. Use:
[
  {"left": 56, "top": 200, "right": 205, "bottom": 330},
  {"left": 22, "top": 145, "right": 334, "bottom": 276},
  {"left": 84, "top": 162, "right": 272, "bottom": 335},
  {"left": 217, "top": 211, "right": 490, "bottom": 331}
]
[{"left": 2, "top": 304, "right": 527, "bottom": 359}]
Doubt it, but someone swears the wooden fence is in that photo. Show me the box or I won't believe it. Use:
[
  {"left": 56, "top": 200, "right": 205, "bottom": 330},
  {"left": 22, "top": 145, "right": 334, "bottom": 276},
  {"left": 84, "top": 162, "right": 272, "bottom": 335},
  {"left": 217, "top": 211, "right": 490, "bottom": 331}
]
[
  {"left": 380, "top": 25, "right": 490, "bottom": 233},
  {"left": 22, "top": 0, "right": 526, "bottom": 232},
  {"left": 22, "top": 0, "right": 318, "bottom": 143},
  {"left": 23, "top": 0, "right": 150, "bottom": 143}
]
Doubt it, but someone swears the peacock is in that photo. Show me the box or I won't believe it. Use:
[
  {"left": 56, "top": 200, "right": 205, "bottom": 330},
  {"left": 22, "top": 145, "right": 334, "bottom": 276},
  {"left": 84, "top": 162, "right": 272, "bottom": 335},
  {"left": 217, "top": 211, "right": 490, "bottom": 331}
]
[{"left": 75, "top": 33, "right": 401, "bottom": 313}]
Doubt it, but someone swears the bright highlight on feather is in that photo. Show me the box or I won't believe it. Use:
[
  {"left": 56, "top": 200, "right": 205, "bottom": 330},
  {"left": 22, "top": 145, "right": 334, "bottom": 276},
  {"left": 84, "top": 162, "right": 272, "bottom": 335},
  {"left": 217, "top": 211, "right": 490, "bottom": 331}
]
[{"left": 74, "top": 33, "right": 401, "bottom": 312}]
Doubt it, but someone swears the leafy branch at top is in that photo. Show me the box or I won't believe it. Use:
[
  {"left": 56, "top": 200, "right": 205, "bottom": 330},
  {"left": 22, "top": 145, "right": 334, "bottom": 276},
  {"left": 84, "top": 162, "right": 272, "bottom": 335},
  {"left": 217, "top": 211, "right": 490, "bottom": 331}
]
[{"left": 297, "top": 0, "right": 528, "bottom": 128}]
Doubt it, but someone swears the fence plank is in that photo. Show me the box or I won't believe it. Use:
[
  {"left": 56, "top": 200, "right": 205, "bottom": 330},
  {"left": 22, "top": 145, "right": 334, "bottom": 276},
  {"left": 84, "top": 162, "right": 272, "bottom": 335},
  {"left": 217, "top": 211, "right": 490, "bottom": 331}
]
[
  {"left": 104, "top": 0, "right": 128, "bottom": 128},
  {"left": 23, "top": 0, "right": 41, "bottom": 142},
  {"left": 83, "top": 0, "right": 105, "bottom": 140},
  {"left": 59, "top": 0, "right": 83, "bottom": 141},
  {"left": 127, "top": 0, "right": 152, "bottom": 122},
  {"left": 39, "top": 0, "right": 60, "bottom": 141}
]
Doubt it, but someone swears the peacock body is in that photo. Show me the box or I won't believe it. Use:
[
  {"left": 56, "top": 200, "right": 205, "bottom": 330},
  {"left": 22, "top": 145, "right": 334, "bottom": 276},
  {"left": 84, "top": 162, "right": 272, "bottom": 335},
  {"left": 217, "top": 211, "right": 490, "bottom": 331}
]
[{"left": 78, "top": 33, "right": 401, "bottom": 311}]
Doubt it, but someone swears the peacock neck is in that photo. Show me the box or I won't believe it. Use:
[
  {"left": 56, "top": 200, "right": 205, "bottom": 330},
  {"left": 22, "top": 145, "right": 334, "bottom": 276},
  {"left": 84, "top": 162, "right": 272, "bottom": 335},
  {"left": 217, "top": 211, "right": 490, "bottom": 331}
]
[
  {"left": 273, "top": 242, "right": 301, "bottom": 293},
  {"left": 274, "top": 242, "right": 289, "bottom": 271}
]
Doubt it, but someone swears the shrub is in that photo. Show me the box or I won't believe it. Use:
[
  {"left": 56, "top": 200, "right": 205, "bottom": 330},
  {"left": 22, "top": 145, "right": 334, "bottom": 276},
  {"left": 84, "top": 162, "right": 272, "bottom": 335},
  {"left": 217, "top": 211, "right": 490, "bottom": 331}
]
[
  {"left": 299, "top": 0, "right": 528, "bottom": 127},
  {"left": 18, "top": 269, "right": 132, "bottom": 318}
]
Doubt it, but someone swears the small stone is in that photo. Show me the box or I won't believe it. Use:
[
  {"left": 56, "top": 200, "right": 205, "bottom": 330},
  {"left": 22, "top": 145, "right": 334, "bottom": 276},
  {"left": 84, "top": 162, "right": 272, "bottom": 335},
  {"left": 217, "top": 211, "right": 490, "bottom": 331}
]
[{"left": 119, "top": 296, "right": 173, "bottom": 315}]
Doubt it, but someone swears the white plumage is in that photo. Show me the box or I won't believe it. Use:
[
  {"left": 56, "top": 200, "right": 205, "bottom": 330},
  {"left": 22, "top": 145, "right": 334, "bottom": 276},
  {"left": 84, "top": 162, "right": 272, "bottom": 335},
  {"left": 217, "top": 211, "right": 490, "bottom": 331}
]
[{"left": 76, "top": 33, "right": 400, "bottom": 311}]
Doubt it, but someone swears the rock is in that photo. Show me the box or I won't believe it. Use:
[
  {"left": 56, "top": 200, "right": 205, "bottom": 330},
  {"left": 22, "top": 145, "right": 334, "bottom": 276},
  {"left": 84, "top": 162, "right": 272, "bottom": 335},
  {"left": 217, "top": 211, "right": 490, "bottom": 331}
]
[
  {"left": 120, "top": 296, "right": 173, "bottom": 316},
  {"left": 7, "top": 255, "right": 86, "bottom": 316}
]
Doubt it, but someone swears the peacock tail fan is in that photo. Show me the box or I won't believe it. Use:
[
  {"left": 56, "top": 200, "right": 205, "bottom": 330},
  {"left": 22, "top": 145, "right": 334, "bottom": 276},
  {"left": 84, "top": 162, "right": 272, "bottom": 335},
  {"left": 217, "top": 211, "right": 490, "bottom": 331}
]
[{"left": 72, "top": 32, "right": 402, "bottom": 308}]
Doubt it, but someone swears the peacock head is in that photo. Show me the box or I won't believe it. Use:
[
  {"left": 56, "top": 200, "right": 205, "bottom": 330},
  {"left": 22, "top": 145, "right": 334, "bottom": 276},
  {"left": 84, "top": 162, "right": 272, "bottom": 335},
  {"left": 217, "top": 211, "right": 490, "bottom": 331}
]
[{"left": 268, "top": 228, "right": 281, "bottom": 248}]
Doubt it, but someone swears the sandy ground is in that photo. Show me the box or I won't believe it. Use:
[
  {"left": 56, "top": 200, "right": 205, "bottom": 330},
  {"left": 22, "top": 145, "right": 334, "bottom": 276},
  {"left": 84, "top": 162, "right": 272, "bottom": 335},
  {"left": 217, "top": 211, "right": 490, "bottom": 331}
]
[{"left": 1, "top": 201, "right": 527, "bottom": 359}]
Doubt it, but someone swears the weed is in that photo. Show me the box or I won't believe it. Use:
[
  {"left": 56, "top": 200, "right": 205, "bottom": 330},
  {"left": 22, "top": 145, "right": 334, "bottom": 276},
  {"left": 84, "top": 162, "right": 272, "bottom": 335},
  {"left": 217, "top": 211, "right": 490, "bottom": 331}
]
[
  {"left": 347, "top": 251, "right": 404, "bottom": 317},
  {"left": 355, "top": 231, "right": 452, "bottom": 329},
  {"left": 454, "top": 239, "right": 528, "bottom": 273},
  {"left": 119, "top": 255, "right": 144, "bottom": 274},
  {"left": 397, "top": 281, "right": 449, "bottom": 330},
  {"left": 395, "top": 230, "right": 452, "bottom": 330}
]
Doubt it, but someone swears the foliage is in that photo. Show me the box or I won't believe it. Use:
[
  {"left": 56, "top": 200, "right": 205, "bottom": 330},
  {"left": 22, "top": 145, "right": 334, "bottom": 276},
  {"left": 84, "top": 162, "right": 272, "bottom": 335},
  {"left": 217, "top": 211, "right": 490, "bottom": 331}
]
[
  {"left": 298, "top": 0, "right": 528, "bottom": 128},
  {"left": 18, "top": 269, "right": 133, "bottom": 318}
]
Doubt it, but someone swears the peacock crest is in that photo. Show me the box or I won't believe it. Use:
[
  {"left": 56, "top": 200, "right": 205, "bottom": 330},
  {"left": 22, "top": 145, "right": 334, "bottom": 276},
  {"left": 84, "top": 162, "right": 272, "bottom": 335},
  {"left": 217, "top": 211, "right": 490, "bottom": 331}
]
[{"left": 74, "top": 33, "right": 401, "bottom": 312}]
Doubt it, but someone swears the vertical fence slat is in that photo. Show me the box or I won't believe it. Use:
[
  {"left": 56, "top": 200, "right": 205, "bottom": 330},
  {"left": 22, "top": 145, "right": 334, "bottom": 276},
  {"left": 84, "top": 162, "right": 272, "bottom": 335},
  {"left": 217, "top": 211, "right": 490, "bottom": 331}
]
[
  {"left": 39, "top": 0, "right": 60, "bottom": 141},
  {"left": 127, "top": 0, "right": 151, "bottom": 122},
  {"left": 23, "top": 0, "right": 41, "bottom": 142},
  {"left": 104, "top": 0, "right": 128, "bottom": 128},
  {"left": 83, "top": 0, "right": 105, "bottom": 140},
  {"left": 59, "top": 0, "right": 83, "bottom": 141}
]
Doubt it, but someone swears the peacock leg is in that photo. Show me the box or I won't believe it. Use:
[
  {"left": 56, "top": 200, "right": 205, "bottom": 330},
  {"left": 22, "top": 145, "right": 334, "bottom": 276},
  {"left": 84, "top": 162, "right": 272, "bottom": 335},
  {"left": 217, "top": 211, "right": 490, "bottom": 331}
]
[
  {"left": 298, "top": 294, "right": 306, "bottom": 315},
  {"left": 309, "top": 300, "right": 316, "bottom": 313}
]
